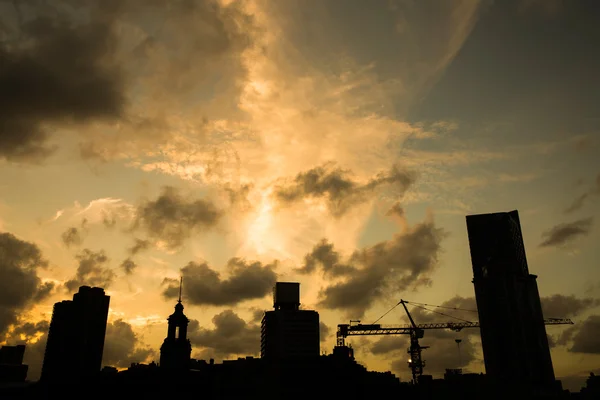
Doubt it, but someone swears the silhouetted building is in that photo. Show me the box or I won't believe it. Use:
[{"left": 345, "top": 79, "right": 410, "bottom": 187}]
[
  {"left": 41, "top": 286, "right": 110, "bottom": 381},
  {"left": 0, "top": 345, "right": 28, "bottom": 383},
  {"left": 261, "top": 282, "right": 320, "bottom": 360},
  {"left": 466, "top": 210, "right": 556, "bottom": 391},
  {"left": 579, "top": 372, "right": 600, "bottom": 399},
  {"left": 332, "top": 344, "right": 355, "bottom": 360},
  {"left": 159, "top": 281, "right": 191, "bottom": 370}
]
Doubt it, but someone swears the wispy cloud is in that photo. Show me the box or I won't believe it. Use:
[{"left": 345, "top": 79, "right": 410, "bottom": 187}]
[
  {"left": 50, "top": 210, "right": 64, "bottom": 222},
  {"left": 72, "top": 198, "right": 135, "bottom": 228},
  {"left": 564, "top": 173, "right": 600, "bottom": 213},
  {"left": 539, "top": 217, "right": 593, "bottom": 248},
  {"left": 498, "top": 172, "right": 539, "bottom": 183}
]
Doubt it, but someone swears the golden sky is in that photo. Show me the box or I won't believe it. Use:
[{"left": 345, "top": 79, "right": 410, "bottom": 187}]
[{"left": 1, "top": 0, "right": 599, "bottom": 391}]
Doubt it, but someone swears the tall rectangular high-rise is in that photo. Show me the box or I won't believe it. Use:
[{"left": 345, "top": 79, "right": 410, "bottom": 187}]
[
  {"left": 41, "top": 286, "right": 110, "bottom": 381},
  {"left": 466, "top": 210, "right": 555, "bottom": 388},
  {"left": 261, "top": 282, "right": 320, "bottom": 360}
]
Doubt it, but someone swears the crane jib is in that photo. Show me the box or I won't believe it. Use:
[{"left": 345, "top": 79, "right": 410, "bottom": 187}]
[{"left": 336, "top": 318, "right": 572, "bottom": 338}]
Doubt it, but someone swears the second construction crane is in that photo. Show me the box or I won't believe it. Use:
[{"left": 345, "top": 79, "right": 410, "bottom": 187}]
[{"left": 336, "top": 299, "right": 573, "bottom": 384}]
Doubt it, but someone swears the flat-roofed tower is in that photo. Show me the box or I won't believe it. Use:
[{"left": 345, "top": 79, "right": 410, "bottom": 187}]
[
  {"left": 466, "top": 210, "right": 555, "bottom": 388},
  {"left": 41, "top": 286, "right": 110, "bottom": 381}
]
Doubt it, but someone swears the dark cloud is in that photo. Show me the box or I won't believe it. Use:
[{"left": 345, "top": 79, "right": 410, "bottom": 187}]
[
  {"left": 540, "top": 294, "right": 600, "bottom": 318},
  {"left": 320, "top": 321, "right": 330, "bottom": 342},
  {"left": 316, "top": 214, "right": 446, "bottom": 317},
  {"left": 386, "top": 202, "right": 405, "bottom": 218},
  {"left": 371, "top": 336, "right": 407, "bottom": 355},
  {"left": 33, "top": 281, "right": 55, "bottom": 303},
  {"left": 162, "top": 258, "right": 277, "bottom": 306},
  {"left": 1, "top": 319, "right": 49, "bottom": 347},
  {"left": 128, "top": 238, "right": 151, "bottom": 255},
  {"left": 529, "top": 295, "right": 600, "bottom": 350},
  {"left": 133, "top": 186, "right": 223, "bottom": 249},
  {"left": 65, "top": 249, "right": 115, "bottom": 292},
  {"left": 295, "top": 239, "right": 356, "bottom": 277},
  {"left": 118, "top": 238, "right": 148, "bottom": 275},
  {"left": 102, "top": 319, "right": 155, "bottom": 368},
  {"left": 564, "top": 174, "right": 600, "bottom": 213},
  {"left": 273, "top": 163, "right": 415, "bottom": 217},
  {"left": 8, "top": 320, "right": 49, "bottom": 341},
  {"left": 547, "top": 334, "right": 557, "bottom": 348},
  {"left": 120, "top": 258, "right": 137, "bottom": 275},
  {"left": 188, "top": 310, "right": 259, "bottom": 359},
  {"left": 0, "top": 232, "right": 54, "bottom": 335},
  {"left": 61, "top": 227, "right": 83, "bottom": 247},
  {"left": 249, "top": 308, "right": 265, "bottom": 324},
  {"left": 93, "top": 201, "right": 134, "bottom": 230},
  {"left": 0, "top": 1, "right": 124, "bottom": 163},
  {"left": 556, "top": 327, "right": 575, "bottom": 347},
  {"left": 0, "top": 0, "right": 256, "bottom": 163},
  {"left": 539, "top": 217, "right": 593, "bottom": 247},
  {"left": 564, "top": 315, "right": 600, "bottom": 354},
  {"left": 75, "top": 0, "right": 257, "bottom": 161},
  {"left": 565, "top": 193, "right": 591, "bottom": 214}
]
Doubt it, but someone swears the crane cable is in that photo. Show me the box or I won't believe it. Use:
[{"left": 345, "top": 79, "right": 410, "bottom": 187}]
[
  {"left": 372, "top": 299, "right": 478, "bottom": 325},
  {"left": 410, "top": 304, "right": 475, "bottom": 324},
  {"left": 371, "top": 301, "right": 403, "bottom": 324},
  {"left": 404, "top": 300, "right": 478, "bottom": 313}
]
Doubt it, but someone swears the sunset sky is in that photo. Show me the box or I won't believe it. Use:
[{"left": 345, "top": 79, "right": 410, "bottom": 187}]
[{"left": 1, "top": 0, "right": 599, "bottom": 391}]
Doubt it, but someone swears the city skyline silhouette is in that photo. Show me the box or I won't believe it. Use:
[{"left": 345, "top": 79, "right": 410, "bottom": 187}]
[{"left": 1, "top": 210, "right": 598, "bottom": 398}]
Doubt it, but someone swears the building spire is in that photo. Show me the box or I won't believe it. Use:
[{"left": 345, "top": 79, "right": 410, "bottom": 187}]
[{"left": 178, "top": 276, "right": 183, "bottom": 303}]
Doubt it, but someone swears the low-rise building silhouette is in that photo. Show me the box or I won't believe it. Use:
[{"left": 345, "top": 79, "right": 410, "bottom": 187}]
[
  {"left": 41, "top": 286, "right": 110, "bottom": 381},
  {"left": 0, "top": 345, "right": 28, "bottom": 383}
]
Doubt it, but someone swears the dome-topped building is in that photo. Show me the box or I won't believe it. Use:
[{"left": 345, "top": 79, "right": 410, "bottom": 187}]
[{"left": 159, "top": 278, "right": 192, "bottom": 370}]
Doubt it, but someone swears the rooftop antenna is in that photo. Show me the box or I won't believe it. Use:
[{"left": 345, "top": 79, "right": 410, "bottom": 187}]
[{"left": 178, "top": 276, "right": 183, "bottom": 303}]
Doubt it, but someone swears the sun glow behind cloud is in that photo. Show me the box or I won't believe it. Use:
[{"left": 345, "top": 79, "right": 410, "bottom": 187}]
[{"left": 240, "top": 189, "right": 281, "bottom": 257}]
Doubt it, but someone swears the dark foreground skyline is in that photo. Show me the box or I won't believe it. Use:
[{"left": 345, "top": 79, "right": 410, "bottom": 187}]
[
  {"left": 1, "top": 0, "right": 599, "bottom": 393},
  {"left": 1, "top": 210, "right": 598, "bottom": 400}
]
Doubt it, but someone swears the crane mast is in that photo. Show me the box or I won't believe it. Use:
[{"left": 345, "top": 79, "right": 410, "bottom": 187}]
[{"left": 400, "top": 299, "right": 428, "bottom": 384}]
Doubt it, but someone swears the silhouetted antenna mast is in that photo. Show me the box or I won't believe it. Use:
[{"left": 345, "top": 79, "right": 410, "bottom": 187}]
[
  {"left": 178, "top": 276, "right": 183, "bottom": 303},
  {"left": 455, "top": 339, "right": 462, "bottom": 366}
]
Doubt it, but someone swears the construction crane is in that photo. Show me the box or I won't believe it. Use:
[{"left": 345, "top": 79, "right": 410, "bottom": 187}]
[{"left": 336, "top": 299, "right": 574, "bottom": 384}]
